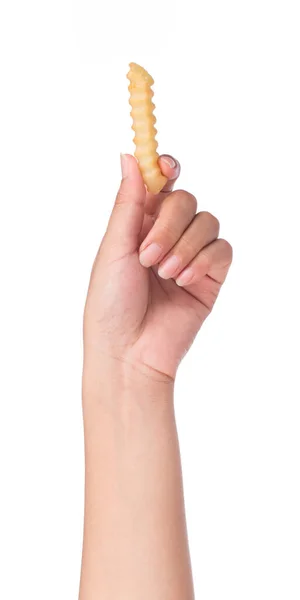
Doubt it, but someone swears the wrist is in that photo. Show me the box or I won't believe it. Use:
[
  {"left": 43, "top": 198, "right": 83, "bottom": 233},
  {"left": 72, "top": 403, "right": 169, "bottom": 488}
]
[
  {"left": 82, "top": 352, "right": 174, "bottom": 409},
  {"left": 82, "top": 355, "right": 176, "bottom": 464}
]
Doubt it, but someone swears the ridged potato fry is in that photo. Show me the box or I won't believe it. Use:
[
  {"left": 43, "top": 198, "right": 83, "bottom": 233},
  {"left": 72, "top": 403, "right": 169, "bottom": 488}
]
[{"left": 127, "top": 63, "right": 167, "bottom": 195}]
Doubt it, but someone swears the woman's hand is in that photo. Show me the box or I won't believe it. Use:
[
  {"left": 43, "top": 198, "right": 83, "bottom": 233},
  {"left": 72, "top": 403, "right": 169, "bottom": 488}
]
[
  {"left": 84, "top": 154, "right": 232, "bottom": 382},
  {"left": 80, "top": 154, "right": 232, "bottom": 599}
]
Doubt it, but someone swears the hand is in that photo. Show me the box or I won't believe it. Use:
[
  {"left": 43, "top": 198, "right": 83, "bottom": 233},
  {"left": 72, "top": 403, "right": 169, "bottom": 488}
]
[{"left": 84, "top": 154, "right": 232, "bottom": 382}]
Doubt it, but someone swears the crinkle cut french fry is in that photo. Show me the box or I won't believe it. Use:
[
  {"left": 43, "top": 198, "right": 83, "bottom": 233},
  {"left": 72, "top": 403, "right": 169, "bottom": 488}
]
[{"left": 127, "top": 63, "right": 167, "bottom": 195}]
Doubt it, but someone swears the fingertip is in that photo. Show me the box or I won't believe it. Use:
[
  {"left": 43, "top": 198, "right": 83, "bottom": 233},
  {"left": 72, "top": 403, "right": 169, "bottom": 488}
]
[
  {"left": 117, "top": 153, "right": 145, "bottom": 205},
  {"left": 120, "top": 153, "right": 130, "bottom": 178},
  {"left": 159, "top": 155, "right": 181, "bottom": 180},
  {"left": 120, "top": 153, "right": 140, "bottom": 180}
]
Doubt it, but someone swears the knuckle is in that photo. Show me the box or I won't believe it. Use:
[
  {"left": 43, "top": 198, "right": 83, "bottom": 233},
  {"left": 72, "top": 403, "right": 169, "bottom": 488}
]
[
  {"left": 219, "top": 239, "right": 233, "bottom": 261},
  {"left": 199, "top": 211, "right": 220, "bottom": 233},
  {"left": 154, "top": 220, "right": 179, "bottom": 248},
  {"left": 115, "top": 189, "right": 129, "bottom": 206},
  {"left": 179, "top": 234, "right": 198, "bottom": 255},
  {"left": 199, "top": 252, "right": 211, "bottom": 271},
  {"left": 160, "top": 220, "right": 176, "bottom": 238},
  {"left": 168, "top": 189, "right": 197, "bottom": 212}
]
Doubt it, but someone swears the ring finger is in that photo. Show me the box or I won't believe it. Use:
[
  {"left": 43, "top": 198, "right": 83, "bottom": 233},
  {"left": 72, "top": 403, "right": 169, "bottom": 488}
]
[{"left": 139, "top": 190, "right": 198, "bottom": 267}]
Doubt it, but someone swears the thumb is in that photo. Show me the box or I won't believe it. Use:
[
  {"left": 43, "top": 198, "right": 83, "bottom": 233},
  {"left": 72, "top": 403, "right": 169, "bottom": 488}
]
[{"left": 105, "top": 154, "right": 146, "bottom": 257}]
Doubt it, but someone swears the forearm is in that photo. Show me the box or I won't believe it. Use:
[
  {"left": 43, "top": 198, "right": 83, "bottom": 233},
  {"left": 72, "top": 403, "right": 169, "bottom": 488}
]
[{"left": 79, "top": 360, "right": 194, "bottom": 600}]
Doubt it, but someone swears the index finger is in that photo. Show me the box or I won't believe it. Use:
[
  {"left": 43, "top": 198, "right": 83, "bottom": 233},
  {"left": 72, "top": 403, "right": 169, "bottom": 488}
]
[{"left": 144, "top": 155, "right": 181, "bottom": 217}]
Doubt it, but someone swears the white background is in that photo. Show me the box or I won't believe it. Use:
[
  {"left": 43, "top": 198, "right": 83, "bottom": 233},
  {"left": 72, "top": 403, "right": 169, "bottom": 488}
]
[{"left": 0, "top": 0, "right": 299, "bottom": 598}]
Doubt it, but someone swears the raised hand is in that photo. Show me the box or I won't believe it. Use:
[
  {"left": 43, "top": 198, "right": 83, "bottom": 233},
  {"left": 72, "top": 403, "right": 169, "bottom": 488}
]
[{"left": 84, "top": 154, "right": 232, "bottom": 381}]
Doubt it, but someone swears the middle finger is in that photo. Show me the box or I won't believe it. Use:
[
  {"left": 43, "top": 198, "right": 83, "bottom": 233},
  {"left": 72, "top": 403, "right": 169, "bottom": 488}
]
[{"left": 139, "top": 190, "right": 197, "bottom": 267}]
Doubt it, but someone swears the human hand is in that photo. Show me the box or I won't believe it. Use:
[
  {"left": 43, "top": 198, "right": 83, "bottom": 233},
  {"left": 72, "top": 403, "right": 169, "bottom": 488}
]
[{"left": 84, "top": 154, "right": 232, "bottom": 382}]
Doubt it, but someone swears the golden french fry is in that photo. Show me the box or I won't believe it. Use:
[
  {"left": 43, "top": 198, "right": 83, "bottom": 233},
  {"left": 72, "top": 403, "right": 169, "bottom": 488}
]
[{"left": 127, "top": 63, "right": 167, "bottom": 195}]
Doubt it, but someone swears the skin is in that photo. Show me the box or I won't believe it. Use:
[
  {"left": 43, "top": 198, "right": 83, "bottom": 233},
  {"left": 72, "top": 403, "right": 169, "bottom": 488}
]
[{"left": 80, "top": 154, "right": 232, "bottom": 599}]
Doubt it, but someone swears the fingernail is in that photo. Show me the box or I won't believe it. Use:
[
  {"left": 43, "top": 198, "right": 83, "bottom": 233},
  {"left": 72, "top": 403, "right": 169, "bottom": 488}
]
[
  {"left": 161, "top": 155, "right": 177, "bottom": 169},
  {"left": 176, "top": 268, "right": 194, "bottom": 287},
  {"left": 139, "top": 243, "right": 162, "bottom": 267},
  {"left": 158, "top": 255, "right": 180, "bottom": 279},
  {"left": 120, "top": 153, "right": 129, "bottom": 178}
]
